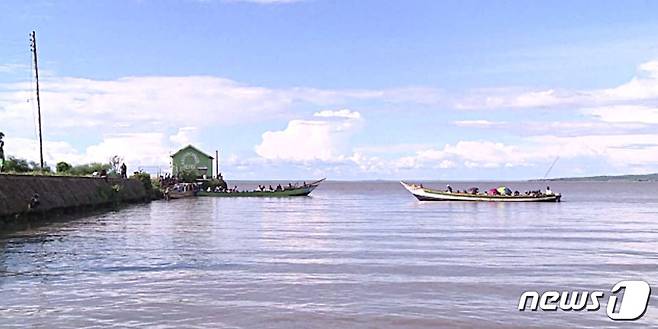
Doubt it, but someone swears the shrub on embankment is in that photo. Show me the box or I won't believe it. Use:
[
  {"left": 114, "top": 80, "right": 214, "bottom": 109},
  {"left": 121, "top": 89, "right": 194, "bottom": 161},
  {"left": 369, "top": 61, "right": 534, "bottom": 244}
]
[
  {"left": 0, "top": 174, "right": 149, "bottom": 231},
  {"left": 130, "top": 172, "right": 165, "bottom": 200}
]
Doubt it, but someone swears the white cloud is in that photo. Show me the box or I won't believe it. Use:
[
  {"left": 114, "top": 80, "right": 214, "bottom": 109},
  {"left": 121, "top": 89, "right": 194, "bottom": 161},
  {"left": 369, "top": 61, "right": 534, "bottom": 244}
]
[
  {"left": 582, "top": 105, "right": 658, "bottom": 124},
  {"left": 638, "top": 60, "right": 658, "bottom": 78},
  {"left": 313, "top": 109, "right": 361, "bottom": 119},
  {"left": 0, "top": 74, "right": 442, "bottom": 172},
  {"left": 391, "top": 132, "right": 658, "bottom": 172},
  {"left": 349, "top": 152, "right": 386, "bottom": 172},
  {"left": 455, "top": 59, "right": 658, "bottom": 110},
  {"left": 526, "top": 134, "right": 658, "bottom": 168},
  {"left": 4, "top": 137, "right": 84, "bottom": 166},
  {"left": 395, "top": 149, "right": 457, "bottom": 170},
  {"left": 4, "top": 133, "right": 176, "bottom": 171},
  {"left": 455, "top": 88, "right": 577, "bottom": 109},
  {"left": 512, "top": 89, "right": 563, "bottom": 108},
  {"left": 596, "top": 60, "right": 658, "bottom": 102},
  {"left": 5, "top": 57, "right": 658, "bottom": 177},
  {"left": 169, "top": 127, "right": 201, "bottom": 147},
  {"left": 453, "top": 120, "right": 506, "bottom": 128},
  {"left": 83, "top": 133, "right": 173, "bottom": 169},
  {"left": 255, "top": 109, "right": 362, "bottom": 162},
  {"left": 0, "top": 64, "right": 29, "bottom": 73},
  {"left": 0, "top": 75, "right": 441, "bottom": 137},
  {"left": 395, "top": 140, "right": 545, "bottom": 170}
]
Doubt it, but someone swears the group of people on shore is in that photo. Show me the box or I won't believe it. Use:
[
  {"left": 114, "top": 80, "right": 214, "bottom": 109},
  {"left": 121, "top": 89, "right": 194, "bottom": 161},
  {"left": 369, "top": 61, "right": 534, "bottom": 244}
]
[
  {"left": 94, "top": 163, "right": 128, "bottom": 180},
  {"left": 158, "top": 173, "right": 182, "bottom": 187}
]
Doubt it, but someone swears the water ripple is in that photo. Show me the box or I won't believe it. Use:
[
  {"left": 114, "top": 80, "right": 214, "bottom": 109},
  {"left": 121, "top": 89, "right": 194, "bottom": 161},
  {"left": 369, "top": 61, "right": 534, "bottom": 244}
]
[{"left": 1, "top": 181, "right": 657, "bottom": 328}]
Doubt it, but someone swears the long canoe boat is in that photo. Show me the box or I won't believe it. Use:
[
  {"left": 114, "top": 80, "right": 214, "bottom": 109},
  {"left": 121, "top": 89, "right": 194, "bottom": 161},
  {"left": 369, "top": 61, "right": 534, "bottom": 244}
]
[
  {"left": 400, "top": 181, "right": 561, "bottom": 202},
  {"left": 164, "top": 183, "right": 197, "bottom": 200},
  {"left": 198, "top": 178, "right": 325, "bottom": 198}
]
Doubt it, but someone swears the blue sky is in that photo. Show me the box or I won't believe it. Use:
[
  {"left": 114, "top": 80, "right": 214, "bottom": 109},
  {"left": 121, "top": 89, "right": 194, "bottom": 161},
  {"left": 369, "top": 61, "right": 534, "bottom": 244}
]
[{"left": 2, "top": 0, "right": 658, "bottom": 179}]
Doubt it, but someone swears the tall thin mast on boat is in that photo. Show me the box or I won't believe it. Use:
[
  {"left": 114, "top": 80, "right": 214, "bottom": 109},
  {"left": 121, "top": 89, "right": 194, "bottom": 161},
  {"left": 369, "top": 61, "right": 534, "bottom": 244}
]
[
  {"left": 543, "top": 155, "right": 560, "bottom": 179},
  {"left": 29, "top": 31, "right": 44, "bottom": 169}
]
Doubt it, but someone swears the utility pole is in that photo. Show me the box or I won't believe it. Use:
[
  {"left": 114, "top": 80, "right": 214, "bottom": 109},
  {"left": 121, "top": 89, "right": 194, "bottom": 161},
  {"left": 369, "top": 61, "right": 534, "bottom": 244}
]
[
  {"left": 30, "top": 31, "right": 45, "bottom": 170},
  {"left": 215, "top": 150, "right": 219, "bottom": 179}
]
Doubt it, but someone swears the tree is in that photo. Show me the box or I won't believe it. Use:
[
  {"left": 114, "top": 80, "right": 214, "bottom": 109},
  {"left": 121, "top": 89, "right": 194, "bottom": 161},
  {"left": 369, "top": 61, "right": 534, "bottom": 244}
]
[
  {"left": 202, "top": 178, "right": 227, "bottom": 190},
  {"left": 109, "top": 155, "right": 123, "bottom": 174},
  {"left": 56, "top": 161, "right": 72, "bottom": 173},
  {"left": 131, "top": 172, "right": 153, "bottom": 195},
  {"left": 69, "top": 162, "right": 112, "bottom": 176},
  {"left": 4, "top": 156, "right": 30, "bottom": 173},
  {"left": 38, "top": 164, "right": 52, "bottom": 173},
  {"left": 179, "top": 169, "right": 198, "bottom": 183},
  {"left": 0, "top": 156, "right": 50, "bottom": 173}
]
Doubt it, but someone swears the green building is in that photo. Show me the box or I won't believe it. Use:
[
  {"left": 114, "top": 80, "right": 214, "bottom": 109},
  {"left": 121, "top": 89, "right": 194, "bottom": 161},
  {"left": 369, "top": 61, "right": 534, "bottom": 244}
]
[{"left": 171, "top": 145, "right": 214, "bottom": 179}]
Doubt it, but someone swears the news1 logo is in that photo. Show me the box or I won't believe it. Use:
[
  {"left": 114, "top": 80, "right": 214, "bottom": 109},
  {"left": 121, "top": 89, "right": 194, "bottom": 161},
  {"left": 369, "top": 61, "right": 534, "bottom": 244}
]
[{"left": 518, "top": 281, "right": 651, "bottom": 321}]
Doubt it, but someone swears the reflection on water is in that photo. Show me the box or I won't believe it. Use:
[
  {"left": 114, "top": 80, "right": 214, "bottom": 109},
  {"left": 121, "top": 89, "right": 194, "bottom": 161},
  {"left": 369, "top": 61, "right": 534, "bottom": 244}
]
[{"left": 1, "top": 181, "right": 657, "bottom": 328}]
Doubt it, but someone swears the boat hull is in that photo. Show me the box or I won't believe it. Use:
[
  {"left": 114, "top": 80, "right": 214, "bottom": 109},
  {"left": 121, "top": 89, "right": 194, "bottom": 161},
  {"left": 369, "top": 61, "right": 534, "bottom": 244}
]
[
  {"left": 165, "top": 190, "right": 196, "bottom": 200},
  {"left": 198, "top": 179, "right": 324, "bottom": 198},
  {"left": 400, "top": 182, "right": 561, "bottom": 202}
]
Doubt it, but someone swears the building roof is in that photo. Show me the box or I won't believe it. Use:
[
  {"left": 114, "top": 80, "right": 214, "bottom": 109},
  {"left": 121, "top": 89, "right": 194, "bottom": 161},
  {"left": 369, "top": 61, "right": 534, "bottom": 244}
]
[{"left": 170, "top": 145, "right": 214, "bottom": 159}]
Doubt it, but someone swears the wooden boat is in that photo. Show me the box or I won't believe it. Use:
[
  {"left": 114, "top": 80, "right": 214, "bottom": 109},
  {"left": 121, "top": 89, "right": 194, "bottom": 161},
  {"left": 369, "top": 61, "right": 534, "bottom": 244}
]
[
  {"left": 164, "top": 183, "right": 197, "bottom": 200},
  {"left": 198, "top": 178, "right": 325, "bottom": 198},
  {"left": 400, "top": 181, "right": 561, "bottom": 202}
]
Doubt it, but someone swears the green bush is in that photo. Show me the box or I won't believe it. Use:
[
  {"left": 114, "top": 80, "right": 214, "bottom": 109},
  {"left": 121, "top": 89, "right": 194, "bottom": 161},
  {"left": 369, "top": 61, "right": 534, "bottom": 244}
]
[
  {"left": 131, "top": 172, "right": 153, "bottom": 193},
  {"left": 69, "top": 162, "right": 111, "bottom": 176},
  {"left": 56, "top": 161, "right": 72, "bottom": 173},
  {"left": 179, "top": 169, "right": 198, "bottom": 183},
  {"left": 4, "top": 157, "right": 30, "bottom": 173},
  {"left": 152, "top": 177, "right": 162, "bottom": 190},
  {"left": 2, "top": 156, "right": 51, "bottom": 173},
  {"left": 202, "top": 178, "right": 227, "bottom": 190}
]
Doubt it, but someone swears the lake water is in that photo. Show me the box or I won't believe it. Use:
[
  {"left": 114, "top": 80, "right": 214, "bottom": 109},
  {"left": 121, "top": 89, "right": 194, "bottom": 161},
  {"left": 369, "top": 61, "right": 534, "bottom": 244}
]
[{"left": 1, "top": 181, "right": 657, "bottom": 328}]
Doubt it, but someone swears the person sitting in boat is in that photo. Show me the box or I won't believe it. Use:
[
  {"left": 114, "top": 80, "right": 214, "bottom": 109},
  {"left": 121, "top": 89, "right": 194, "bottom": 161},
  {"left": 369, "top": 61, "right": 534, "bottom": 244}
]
[
  {"left": 303, "top": 181, "right": 307, "bottom": 187},
  {"left": 288, "top": 183, "right": 293, "bottom": 190},
  {"left": 514, "top": 190, "right": 520, "bottom": 196},
  {"left": 259, "top": 185, "right": 265, "bottom": 191},
  {"left": 446, "top": 184, "right": 453, "bottom": 193},
  {"left": 269, "top": 185, "right": 274, "bottom": 191},
  {"left": 276, "top": 184, "right": 283, "bottom": 191},
  {"left": 545, "top": 186, "right": 554, "bottom": 195}
]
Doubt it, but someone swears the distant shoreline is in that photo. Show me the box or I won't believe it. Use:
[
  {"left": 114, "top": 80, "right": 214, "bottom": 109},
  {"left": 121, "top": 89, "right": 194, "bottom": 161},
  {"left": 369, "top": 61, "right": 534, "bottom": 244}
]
[
  {"left": 532, "top": 173, "right": 658, "bottom": 182},
  {"left": 223, "top": 174, "right": 658, "bottom": 183}
]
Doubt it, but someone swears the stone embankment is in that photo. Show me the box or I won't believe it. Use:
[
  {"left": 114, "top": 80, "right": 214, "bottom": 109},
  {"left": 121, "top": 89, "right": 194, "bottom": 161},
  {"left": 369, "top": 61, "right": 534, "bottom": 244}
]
[{"left": 0, "top": 174, "right": 149, "bottom": 231}]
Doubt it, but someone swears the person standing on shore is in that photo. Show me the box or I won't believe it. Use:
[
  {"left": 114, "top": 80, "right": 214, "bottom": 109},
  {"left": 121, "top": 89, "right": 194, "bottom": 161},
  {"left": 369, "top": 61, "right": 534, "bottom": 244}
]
[
  {"left": 120, "top": 163, "right": 127, "bottom": 179},
  {"left": 0, "top": 132, "right": 5, "bottom": 173}
]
